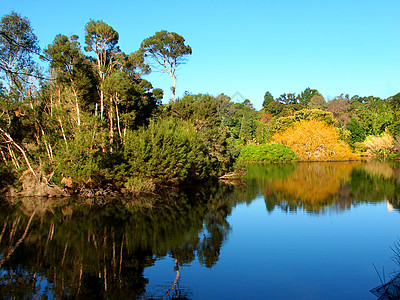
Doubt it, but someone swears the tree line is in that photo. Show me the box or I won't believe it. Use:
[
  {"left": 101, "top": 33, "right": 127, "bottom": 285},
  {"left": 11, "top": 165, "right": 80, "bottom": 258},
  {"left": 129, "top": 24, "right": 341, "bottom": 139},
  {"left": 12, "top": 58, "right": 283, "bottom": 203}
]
[{"left": 1, "top": 11, "right": 399, "bottom": 196}]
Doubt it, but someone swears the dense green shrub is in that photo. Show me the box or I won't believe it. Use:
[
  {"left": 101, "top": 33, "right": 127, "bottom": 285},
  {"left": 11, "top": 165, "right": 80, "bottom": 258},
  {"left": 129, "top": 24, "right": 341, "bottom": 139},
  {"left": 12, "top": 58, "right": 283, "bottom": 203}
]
[
  {"left": 164, "top": 94, "right": 237, "bottom": 176},
  {"left": 52, "top": 119, "right": 109, "bottom": 188},
  {"left": 238, "top": 144, "right": 298, "bottom": 163},
  {"left": 346, "top": 118, "right": 366, "bottom": 148},
  {"left": 123, "top": 118, "right": 211, "bottom": 189}
]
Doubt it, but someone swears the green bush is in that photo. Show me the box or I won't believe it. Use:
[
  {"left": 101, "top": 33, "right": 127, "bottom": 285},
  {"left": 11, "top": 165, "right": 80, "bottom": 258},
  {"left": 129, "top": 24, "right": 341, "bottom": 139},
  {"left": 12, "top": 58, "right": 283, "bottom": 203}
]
[
  {"left": 123, "top": 118, "right": 211, "bottom": 188},
  {"left": 238, "top": 144, "right": 298, "bottom": 163},
  {"left": 346, "top": 118, "right": 366, "bottom": 148},
  {"left": 52, "top": 119, "right": 109, "bottom": 188}
]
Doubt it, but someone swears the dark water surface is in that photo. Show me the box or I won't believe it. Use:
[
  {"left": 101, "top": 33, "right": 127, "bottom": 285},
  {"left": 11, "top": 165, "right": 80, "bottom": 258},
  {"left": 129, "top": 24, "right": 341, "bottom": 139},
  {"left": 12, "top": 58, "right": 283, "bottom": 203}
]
[{"left": 1, "top": 161, "right": 400, "bottom": 299}]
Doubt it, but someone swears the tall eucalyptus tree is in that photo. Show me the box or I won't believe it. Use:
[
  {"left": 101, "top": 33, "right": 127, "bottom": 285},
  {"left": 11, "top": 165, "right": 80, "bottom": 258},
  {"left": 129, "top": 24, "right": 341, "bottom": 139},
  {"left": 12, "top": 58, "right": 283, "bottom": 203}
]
[{"left": 141, "top": 30, "right": 191, "bottom": 102}]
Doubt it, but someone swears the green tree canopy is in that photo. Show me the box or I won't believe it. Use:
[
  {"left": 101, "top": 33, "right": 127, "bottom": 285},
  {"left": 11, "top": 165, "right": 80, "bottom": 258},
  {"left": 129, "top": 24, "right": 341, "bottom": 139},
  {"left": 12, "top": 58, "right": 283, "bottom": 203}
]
[
  {"left": 0, "top": 11, "right": 40, "bottom": 96},
  {"left": 141, "top": 30, "right": 192, "bottom": 102},
  {"left": 262, "top": 91, "right": 274, "bottom": 109}
]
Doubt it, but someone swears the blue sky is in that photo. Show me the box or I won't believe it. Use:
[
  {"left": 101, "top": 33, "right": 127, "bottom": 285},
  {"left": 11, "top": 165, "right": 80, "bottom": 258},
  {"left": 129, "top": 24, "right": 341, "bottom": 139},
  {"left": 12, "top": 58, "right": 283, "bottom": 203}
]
[{"left": 1, "top": 0, "right": 399, "bottom": 109}]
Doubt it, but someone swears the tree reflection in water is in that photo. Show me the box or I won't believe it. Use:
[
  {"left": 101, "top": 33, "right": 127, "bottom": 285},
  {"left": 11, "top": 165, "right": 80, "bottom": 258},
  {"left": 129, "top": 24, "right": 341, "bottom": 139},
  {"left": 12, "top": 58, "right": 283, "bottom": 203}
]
[
  {"left": 0, "top": 184, "right": 236, "bottom": 299},
  {"left": 243, "top": 160, "right": 400, "bottom": 214}
]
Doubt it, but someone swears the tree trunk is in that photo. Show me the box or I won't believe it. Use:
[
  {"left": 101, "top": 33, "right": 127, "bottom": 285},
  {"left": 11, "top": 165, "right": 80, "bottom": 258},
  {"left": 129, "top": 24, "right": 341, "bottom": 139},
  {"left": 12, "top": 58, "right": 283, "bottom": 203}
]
[
  {"left": 71, "top": 85, "right": 81, "bottom": 126},
  {"left": 171, "top": 75, "right": 177, "bottom": 102},
  {"left": 58, "top": 117, "right": 68, "bottom": 146},
  {"left": 100, "top": 89, "right": 104, "bottom": 119},
  {"left": 0, "top": 127, "right": 36, "bottom": 177},
  {"left": 109, "top": 97, "right": 113, "bottom": 145},
  {"left": 115, "top": 94, "right": 122, "bottom": 139}
]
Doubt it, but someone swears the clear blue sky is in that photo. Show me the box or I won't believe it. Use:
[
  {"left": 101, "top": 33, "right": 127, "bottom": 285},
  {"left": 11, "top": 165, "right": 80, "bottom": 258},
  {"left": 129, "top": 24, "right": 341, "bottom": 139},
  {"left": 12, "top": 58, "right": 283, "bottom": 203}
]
[{"left": 2, "top": 0, "right": 399, "bottom": 109}]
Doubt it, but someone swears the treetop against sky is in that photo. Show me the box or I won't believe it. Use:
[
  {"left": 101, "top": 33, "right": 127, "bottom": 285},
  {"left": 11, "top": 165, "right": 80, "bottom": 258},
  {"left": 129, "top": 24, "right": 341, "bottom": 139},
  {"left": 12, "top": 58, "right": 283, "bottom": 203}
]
[{"left": 2, "top": 0, "right": 400, "bottom": 109}]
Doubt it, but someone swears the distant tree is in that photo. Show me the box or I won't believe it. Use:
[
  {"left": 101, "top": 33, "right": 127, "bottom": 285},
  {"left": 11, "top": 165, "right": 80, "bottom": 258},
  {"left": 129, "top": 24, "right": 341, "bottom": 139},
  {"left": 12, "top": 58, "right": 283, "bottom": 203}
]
[
  {"left": 346, "top": 118, "right": 366, "bottom": 147},
  {"left": 141, "top": 30, "right": 192, "bottom": 102},
  {"left": 308, "top": 94, "right": 327, "bottom": 110},
  {"left": 327, "top": 94, "right": 351, "bottom": 126},
  {"left": 299, "top": 88, "right": 320, "bottom": 107},
  {"left": 352, "top": 96, "right": 392, "bottom": 136},
  {"left": 0, "top": 11, "right": 40, "bottom": 96},
  {"left": 44, "top": 34, "right": 96, "bottom": 126},
  {"left": 264, "top": 99, "right": 284, "bottom": 116},
  {"left": 262, "top": 91, "right": 274, "bottom": 109},
  {"left": 277, "top": 93, "right": 298, "bottom": 105},
  {"left": 84, "top": 20, "right": 119, "bottom": 118},
  {"left": 0, "top": 12, "right": 42, "bottom": 177},
  {"left": 389, "top": 92, "right": 400, "bottom": 112}
]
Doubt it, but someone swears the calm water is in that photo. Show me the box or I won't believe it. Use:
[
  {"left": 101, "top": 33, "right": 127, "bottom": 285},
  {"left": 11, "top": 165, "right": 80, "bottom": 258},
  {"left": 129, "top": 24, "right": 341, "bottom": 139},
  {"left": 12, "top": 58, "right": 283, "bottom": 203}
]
[{"left": 1, "top": 161, "right": 400, "bottom": 299}]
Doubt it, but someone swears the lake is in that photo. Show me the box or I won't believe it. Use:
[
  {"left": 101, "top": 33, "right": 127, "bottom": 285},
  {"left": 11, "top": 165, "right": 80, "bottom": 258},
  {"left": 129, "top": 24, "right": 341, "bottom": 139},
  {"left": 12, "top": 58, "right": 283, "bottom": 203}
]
[{"left": 0, "top": 161, "right": 399, "bottom": 299}]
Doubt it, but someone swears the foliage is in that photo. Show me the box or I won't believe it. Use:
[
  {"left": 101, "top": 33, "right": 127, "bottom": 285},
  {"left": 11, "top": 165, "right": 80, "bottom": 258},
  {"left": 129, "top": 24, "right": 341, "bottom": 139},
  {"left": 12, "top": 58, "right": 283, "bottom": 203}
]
[
  {"left": 238, "top": 144, "right": 298, "bottom": 163},
  {"left": 164, "top": 93, "right": 238, "bottom": 176},
  {"left": 269, "top": 108, "right": 336, "bottom": 136},
  {"left": 360, "top": 133, "right": 394, "bottom": 157},
  {"left": 141, "top": 30, "right": 192, "bottom": 102},
  {"left": 123, "top": 118, "right": 211, "bottom": 189},
  {"left": 53, "top": 118, "right": 108, "bottom": 188},
  {"left": 308, "top": 94, "right": 327, "bottom": 110},
  {"left": 272, "top": 120, "right": 357, "bottom": 161},
  {"left": 327, "top": 94, "right": 351, "bottom": 126},
  {"left": 0, "top": 11, "right": 40, "bottom": 95},
  {"left": 346, "top": 118, "right": 366, "bottom": 148},
  {"left": 351, "top": 95, "right": 393, "bottom": 136},
  {"left": 3, "top": 10, "right": 400, "bottom": 196},
  {"left": 262, "top": 91, "right": 274, "bottom": 110},
  {"left": 298, "top": 87, "right": 320, "bottom": 107}
]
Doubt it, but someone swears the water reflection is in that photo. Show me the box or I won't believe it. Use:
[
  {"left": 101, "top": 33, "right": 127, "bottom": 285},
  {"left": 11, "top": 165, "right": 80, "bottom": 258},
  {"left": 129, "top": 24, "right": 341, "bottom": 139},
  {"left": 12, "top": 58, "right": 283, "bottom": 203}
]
[
  {"left": 1, "top": 161, "right": 400, "bottom": 298},
  {"left": 0, "top": 185, "right": 235, "bottom": 299},
  {"left": 243, "top": 160, "right": 400, "bottom": 214}
]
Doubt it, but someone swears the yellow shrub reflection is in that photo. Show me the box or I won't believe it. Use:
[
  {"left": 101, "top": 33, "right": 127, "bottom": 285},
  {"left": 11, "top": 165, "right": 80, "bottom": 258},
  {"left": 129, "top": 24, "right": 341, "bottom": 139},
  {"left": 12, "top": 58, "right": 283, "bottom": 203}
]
[
  {"left": 272, "top": 162, "right": 360, "bottom": 204},
  {"left": 360, "top": 160, "right": 394, "bottom": 179}
]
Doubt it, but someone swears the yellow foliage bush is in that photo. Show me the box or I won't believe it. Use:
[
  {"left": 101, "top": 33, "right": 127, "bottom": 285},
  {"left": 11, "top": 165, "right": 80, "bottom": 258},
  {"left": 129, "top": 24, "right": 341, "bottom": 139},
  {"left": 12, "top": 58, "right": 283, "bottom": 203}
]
[
  {"left": 360, "top": 133, "right": 394, "bottom": 156},
  {"left": 271, "top": 120, "right": 357, "bottom": 161}
]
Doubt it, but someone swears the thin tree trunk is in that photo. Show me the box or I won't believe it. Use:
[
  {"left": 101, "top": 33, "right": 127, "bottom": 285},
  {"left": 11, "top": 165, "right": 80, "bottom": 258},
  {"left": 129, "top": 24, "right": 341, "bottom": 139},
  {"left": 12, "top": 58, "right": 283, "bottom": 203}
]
[
  {"left": 58, "top": 117, "right": 68, "bottom": 146},
  {"left": 71, "top": 85, "right": 81, "bottom": 126},
  {"left": 41, "top": 129, "right": 53, "bottom": 161},
  {"left": 61, "top": 242, "right": 68, "bottom": 267},
  {"left": 0, "top": 128, "right": 36, "bottom": 176},
  {"left": 0, "top": 148, "right": 7, "bottom": 164},
  {"left": 171, "top": 75, "right": 177, "bottom": 102},
  {"left": 0, "top": 221, "right": 7, "bottom": 243},
  {"left": 109, "top": 97, "right": 113, "bottom": 145},
  {"left": 7, "top": 144, "right": 20, "bottom": 169},
  {"left": 115, "top": 94, "right": 122, "bottom": 139},
  {"left": 119, "top": 234, "right": 124, "bottom": 284},
  {"left": 100, "top": 89, "right": 104, "bottom": 119},
  {"left": 50, "top": 94, "right": 53, "bottom": 117}
]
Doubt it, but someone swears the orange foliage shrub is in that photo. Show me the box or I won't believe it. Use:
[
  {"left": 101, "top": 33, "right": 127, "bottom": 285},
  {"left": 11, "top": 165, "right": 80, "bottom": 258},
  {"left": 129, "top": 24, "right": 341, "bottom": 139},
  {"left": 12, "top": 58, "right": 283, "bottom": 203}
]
[{"left": 271, "top": 120, "right": 357, "bottom": 161}]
